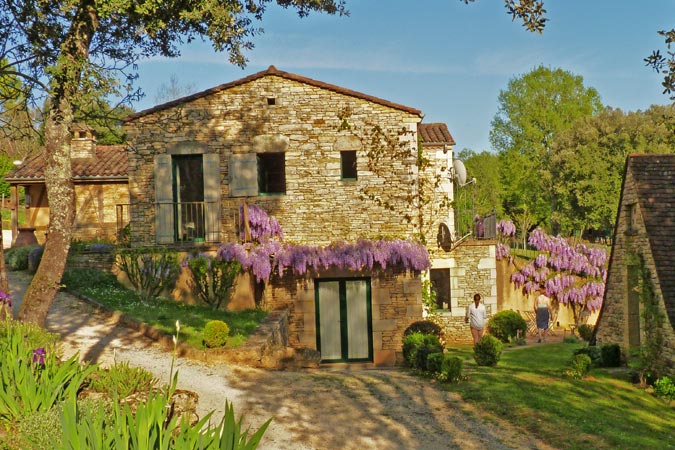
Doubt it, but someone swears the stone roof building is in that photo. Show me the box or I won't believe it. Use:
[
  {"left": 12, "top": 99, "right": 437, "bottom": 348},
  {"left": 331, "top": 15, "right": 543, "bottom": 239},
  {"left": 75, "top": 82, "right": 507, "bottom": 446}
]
[{"left": 594, "top": 153, "right": 675, "bottom": 376}]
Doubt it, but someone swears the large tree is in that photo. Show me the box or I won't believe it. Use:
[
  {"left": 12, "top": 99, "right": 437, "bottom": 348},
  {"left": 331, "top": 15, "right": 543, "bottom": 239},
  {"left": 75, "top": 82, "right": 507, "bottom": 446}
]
[
  {"left": 456, "top": 148, "right": 502, "bottom": 217},
  {"left": 1, "top": 0, "right": 346, "bottom": 326},
  {"left": 551, "top": 105, "right": 675, "bottom": 237},
  {"left": 490, "top": 66, "right": 604, "bottom": 233}
]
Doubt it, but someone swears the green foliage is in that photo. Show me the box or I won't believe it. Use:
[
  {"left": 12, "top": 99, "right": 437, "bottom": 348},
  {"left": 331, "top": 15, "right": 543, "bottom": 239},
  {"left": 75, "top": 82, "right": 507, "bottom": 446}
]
[
  {"left": 574, "top": 345, "right": 602, "bottom": 367},
  {"left": 552, "top": 105, "right": 675, "bottom": 235},
  {"left": 4, "top": 245, "right": 39, "bottom": 271},
  {"left": 491, "top": 65, "right": 603, "bottom": 232},
  {"left": 426, "top": 352, "right": 444, "bottom": 374},
  {"left": 87, "top": 362, "right": 157, "bottom": 398},
  {"left": 0, "top": 318, "right": 93, "bottom": 423},
  {"left": 440, "top": 355, "right": 463, "bottom": 383},
  {"left": 61, "top": 268, "right": 266, "bottom": 350},
  {"left": 185, "top": 254, "right": 242, "bottom": 309},
  {"left": 653, "top": 376, "right": 675, "bottom": 402},
  {"left": 203, "top": 320, "right": 231, "bottom": 348},
  {"left": 473, "top": 335, "right": 503, "bottom": 366},
  {"left": 600, "top": 343, "right": 621, "bottom": 368},
  {"left": 404, "top": 320, "right": 443, "bottom": 340},
  {"left": 0, "top": 153, "right": 15, "bottom": 198},
  {"left": 457, "top": 148, "right": 503, "bottom": 217},
  {"left": 486, "top": 310, "right": 527, "bottom": 343},
  {"left": 116, "top": 247, "right": 181, "bottom": 302},
  {"left": 402, "top": 332, "right": 443, "bottom": 371},
  {"left": 563, "top": 335, "right": 580, "bottom": 344},
  {"left": 566, "top": 353, "right": 592, "bottom": 379},
  {"left": 420, "top": 280, "right": 438, "bottom": 313},
  {"left": 577, "top": 324, "right": 594, "bottom": 341}
]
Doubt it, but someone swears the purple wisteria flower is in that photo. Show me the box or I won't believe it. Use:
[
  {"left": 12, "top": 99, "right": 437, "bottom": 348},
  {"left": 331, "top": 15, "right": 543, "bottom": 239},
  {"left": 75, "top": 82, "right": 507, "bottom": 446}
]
[
  {"left": 0, "top": 290, "right": 11, "bottom": 308},
  {"left": 32, "top": 347, "right": 46, "bottom": 365}
]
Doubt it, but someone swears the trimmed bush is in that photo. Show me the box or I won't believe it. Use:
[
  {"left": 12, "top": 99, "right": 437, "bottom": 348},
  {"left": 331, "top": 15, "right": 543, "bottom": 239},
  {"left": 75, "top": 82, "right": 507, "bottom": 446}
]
[
  {"left": 600, "top": 343, "right": 621, "bottom": 367},
  {"left": 563, "top": 335, "right": 580, "bottom": 344},
  {"left": 574, "top": 345, "right": 602, "bottom": 367},
  {"left": 653, "top": 376, "right": 675, "bottom": 402},
  {"left": 567, "top": 354, "right": 592, "bottom": 379},
  {"left": 577, "top": 324, "right": 595, "bottom": 341},
  {"left": 427, "top": 352, "right": 444, "bottom": 374},
  {"left": 441, "top": 355, "right": 463, "bottom": 383},
  {"left": 28, "top": 246, "right": 44, "bottom": 273},
  {"left": 487, "top": 310, "right": 527, "bottom": 343},
  {"left": 4, "top": 245, "right": 39, "bottom": 271},
  {"left": 402, "top": 332, "right": 443, "bottom": 371},
  {"left": 404, "top": 320, "right": 443, "bottom": 339},
  {"left": 203, "top": 320, "right": 230, "bottom": 348},
  {"left": 474, "top": 335, "right": 503, "bottom": 366}
]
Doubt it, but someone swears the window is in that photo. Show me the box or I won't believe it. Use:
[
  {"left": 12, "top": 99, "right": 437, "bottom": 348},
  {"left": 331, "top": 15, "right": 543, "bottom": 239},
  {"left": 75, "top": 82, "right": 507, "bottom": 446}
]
[
  {"left": 626, "top": 202, "right": 638, "bottom": 234},
  {"left": 340, "top": 150, "right": 357, "bottom": 180},
  {"left": 257, "top": 152, "right": 286, "bottom": 194},
  {"left": 430, "top": 269, "right": 451, "bottom": 310}
]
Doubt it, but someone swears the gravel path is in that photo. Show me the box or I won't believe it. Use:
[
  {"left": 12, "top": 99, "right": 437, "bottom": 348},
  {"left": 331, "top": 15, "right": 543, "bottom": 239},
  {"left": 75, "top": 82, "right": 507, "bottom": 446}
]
[{"left": 8, "top": 271, "right": 555, "bottom": 450}]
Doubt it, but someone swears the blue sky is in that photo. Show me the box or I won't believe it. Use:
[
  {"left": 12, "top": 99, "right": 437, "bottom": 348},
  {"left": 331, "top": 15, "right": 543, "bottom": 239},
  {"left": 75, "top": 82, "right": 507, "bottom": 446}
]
[{"left": 133, "top": 0, "right": 675, "bottom": 153}]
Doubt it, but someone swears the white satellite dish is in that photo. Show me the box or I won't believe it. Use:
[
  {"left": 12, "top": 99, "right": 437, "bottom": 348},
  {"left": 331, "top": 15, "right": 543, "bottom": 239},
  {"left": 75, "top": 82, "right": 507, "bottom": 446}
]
[{"left": 452, "top": 159, "right": 467, "bottom": 185}]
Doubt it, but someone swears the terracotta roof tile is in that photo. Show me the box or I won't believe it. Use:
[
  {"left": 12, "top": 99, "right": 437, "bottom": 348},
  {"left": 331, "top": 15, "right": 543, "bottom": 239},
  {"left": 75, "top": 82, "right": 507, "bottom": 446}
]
[
  {"left": 419, "top": 123, "right": 456, "bottom": 145},
  {"left": 124, "top": 65, "right": 423, "bottom": 122},
  {"left": 627, "top": 153, "right": 675, "bottom": 330},
  {"left": 5, "top": 145, "right": 128, "bottom": 182}
]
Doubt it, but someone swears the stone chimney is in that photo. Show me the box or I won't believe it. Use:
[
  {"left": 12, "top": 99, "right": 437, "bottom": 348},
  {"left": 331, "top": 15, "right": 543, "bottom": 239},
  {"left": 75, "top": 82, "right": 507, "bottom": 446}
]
[{"left": 71, "top": 123, "right": 97, "bottom": 158}]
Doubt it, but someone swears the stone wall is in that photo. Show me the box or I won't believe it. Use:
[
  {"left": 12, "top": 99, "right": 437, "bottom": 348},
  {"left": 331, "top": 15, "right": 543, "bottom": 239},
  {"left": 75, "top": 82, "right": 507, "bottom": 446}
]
[{"left": 595, "top": 170, "right": 675, "bottom": 375}]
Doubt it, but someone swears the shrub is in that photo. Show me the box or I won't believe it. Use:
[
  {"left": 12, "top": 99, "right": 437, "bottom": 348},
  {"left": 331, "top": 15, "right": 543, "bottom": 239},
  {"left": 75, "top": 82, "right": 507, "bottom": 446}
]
[
  {"left": 574, "top": 345, "right": 602, "bottom": 367},
  {"left": 87, "top": 362, "right": 158, "bottom": 398},
  {"left": 487, "top": 310, "right": 527, "bottom": 343},
  {"left": 203, "top": 320, "right": 230, "bottom": 348},
  {"left": 600, "top": 343, "right": 622, "bottom": 367},
  {"left": 184, "top": 254, "right": 242, "bottom": 309},
  {"left": 474, "top": 335, "right": 503, "bottom": 366},
  {"left": 427, "top": 352, "right": 444, "bottom": 374},
  {"left": 27, "top": 246, "right": 44, "bottom": 273},
  {"left": 567, "top": 354, "right": 592, "bottom": 379},
  {"left": 116, "top": 247, "right": 180, "bottom": 302},
  {"left": 577, "top": 324, "right": 595, "bottom": 341},
  {"left": 61, "top": 268, "right": 119, "bottom": 290},
  {"left": 4, "top": 245, "right": 38, "bottom": 271},
  {"left": 653, "top": 376, "right": 675, "bottom": 402},
  {"left": 404, "top": 320, "right": 443, "bottom": 340},
  {"left": 563, "top": 335, "right": 580, "bottom": 344},
  {"left": 440, "top": 355, "right": 463, "bottom": 383},
  {"left": 402, "top": 332, "right": 443, "bottom": 371}
]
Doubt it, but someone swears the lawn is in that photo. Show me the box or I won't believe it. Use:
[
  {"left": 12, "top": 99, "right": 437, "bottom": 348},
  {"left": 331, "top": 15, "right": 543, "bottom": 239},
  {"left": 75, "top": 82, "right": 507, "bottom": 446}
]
[
  {"left": 60, "top": 268, "right": 267, "bottom": 349},
  {"left": 442, "top": 342, "right": 675, "bottom": 450}
]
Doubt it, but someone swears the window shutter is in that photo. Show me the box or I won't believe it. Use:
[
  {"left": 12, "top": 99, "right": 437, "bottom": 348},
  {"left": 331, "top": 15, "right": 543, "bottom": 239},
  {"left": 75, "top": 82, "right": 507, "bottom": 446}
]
[
  {"left": 203, "top": 153, "right": 221, "bottom": 242},
  {"left": 229, "top": 154, "right": 258, "bottom": 197},
  {"left": 154, "top": 154, "right": 175, "bottom": 244}
]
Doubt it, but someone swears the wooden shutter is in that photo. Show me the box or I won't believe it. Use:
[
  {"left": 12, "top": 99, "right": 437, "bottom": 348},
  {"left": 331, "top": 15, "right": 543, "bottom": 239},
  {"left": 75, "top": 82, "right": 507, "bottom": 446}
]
[
  {"left": 203, "top": 153, "right": 221, "bottom": 242},
  {"left": 154, "top": 154, "right": 175, "bottom": 244},
  {"left": 229, "top": 154, "right": 258, "bottom": 197}
]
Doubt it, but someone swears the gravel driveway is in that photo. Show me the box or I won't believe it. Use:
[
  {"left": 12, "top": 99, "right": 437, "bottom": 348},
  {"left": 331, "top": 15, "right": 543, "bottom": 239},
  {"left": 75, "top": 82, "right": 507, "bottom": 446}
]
[{"left": 8, "top": 271, "right": 553, "bottom": 450}]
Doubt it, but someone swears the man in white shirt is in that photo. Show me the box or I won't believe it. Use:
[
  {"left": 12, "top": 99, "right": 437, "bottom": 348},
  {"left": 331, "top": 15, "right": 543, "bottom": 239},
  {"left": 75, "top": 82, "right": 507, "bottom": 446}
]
[{"left": 465, "top": 293, "right": 487, "bottom": 344}]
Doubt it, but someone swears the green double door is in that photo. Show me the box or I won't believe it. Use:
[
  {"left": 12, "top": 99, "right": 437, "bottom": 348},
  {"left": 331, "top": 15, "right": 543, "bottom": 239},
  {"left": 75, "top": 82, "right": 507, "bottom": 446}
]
[{"left": 315, "top": 279, "right": 373, "bottom": 363}]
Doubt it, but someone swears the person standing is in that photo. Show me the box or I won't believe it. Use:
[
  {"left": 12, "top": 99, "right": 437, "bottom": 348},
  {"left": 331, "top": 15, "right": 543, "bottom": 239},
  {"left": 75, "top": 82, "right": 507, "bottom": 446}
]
[
  {"left": 534, "top": 287, "right": 552, "bottom": 343},
  {"left": 465, "top": 293, "right": 487, "bottom": 344}
]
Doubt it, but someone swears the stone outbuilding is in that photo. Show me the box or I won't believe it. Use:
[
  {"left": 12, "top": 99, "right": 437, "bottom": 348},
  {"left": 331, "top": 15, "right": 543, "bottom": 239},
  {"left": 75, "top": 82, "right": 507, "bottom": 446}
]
[
  {"left": 5, "top": 123, "right": 129, "bottom": 245},
  {"left": 594, "top": 154, "right": 675, "bottom": 376}
]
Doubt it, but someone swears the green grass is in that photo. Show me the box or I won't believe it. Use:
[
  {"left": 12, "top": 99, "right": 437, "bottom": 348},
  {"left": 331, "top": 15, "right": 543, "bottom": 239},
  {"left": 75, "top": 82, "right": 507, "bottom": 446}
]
[
  {"left": 443, "top": 342, "right": 675, "bottom": 450},
  {"left": 60, "top": 268, "right": 267, "bottom": 349}
]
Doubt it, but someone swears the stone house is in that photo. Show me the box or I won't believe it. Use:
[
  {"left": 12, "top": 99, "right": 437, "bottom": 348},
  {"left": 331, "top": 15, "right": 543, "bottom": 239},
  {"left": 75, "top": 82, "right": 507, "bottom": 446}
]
[
  {"left": 594, "top": 154, "right": 675, "bottom": 376},
  {"left": 5, "top": 124, "right": 129, "bottom": 245}
]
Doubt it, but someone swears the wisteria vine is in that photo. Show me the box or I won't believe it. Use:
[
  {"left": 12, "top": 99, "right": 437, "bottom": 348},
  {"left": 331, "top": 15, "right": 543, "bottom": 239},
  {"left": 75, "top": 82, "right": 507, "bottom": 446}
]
[
  {"left": 223, "top": 204, "right": 430, "bottom": 282},
  {"left": 240, "top": 203, "right": 283, "bottom": 242},
  {"left": 503, "top": 226, "right": 608, "bottom": 323}
]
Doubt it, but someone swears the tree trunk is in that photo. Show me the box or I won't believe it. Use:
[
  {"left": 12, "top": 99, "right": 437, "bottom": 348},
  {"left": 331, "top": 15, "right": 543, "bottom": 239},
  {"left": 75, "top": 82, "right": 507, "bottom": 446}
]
[{"left": 17, "top": 113, "right": 75, "bottom": 326}]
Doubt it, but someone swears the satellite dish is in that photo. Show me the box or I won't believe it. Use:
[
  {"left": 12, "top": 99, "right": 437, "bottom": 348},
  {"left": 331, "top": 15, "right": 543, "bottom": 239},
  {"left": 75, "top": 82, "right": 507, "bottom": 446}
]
[{"left": 452, "top": 159, "right": 467, "bottom": 185}]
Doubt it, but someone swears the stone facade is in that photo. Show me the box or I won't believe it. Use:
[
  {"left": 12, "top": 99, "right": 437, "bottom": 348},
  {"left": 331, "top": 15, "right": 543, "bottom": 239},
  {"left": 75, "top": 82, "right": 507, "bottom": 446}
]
[{"left": 594, "top": 155, "right": 675, "bottom": 376}]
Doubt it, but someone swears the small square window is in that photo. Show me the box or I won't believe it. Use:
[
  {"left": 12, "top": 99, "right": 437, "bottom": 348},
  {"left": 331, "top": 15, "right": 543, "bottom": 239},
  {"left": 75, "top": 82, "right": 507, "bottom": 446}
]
[
  {"left": 258, "top": 153, "right": 286, "bottom": 194},
  {"left": 340, "top": 150, "right": 357, "bottom": 180},
  {"left": 267, "top": 97, "right": 276, "bottom": 106}
]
